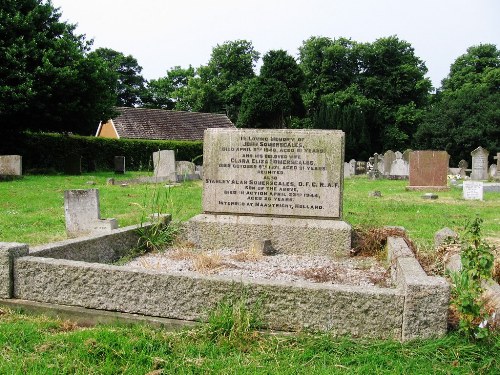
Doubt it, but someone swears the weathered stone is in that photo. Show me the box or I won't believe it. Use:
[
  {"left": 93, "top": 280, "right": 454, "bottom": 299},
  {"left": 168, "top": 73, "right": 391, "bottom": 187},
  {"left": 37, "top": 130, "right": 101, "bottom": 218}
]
[
  {"left": 0, "top": 155, "right": 22, "bottom": 176},
  {"left": 202, "top": 129, "right": 345, "bottom": 219},
  {"left": 106, "top": 178, "right": 115, "bottom": 185},
  {"left": 114, "top": 156, "right": 126, "bottom": 174},
  {"left": 369, "top": 191, "right": 382, "bottom": 197},
  {"left": 408, "top": 151, "right": 449, "bottom": 190},
  {"left": 355, "top": 161, "right": 367, "bottom": 175},
  {"left": 64, "top": 189, "right": 118, "bottom": 237},
  {"left": 470, "top": 146, "right": 489, "bottom": 180},
  {"left": 463, "top": 181, "right": 483, "bottom": 200},
  {"left": 176, "top": 161, "right": 198, "bottom": 181},
  {"left": 383, "top": 150, "right": 396, "bottom": 176},
  {"left": 251, "top": 239, "right": 276, "bottom": 256},
  {"left": 421, "top": 193, "right": 438, "bottom": 200},
  {"left": 153, "top": 150, "right": 176, "bottom": 181},
  {"left": 434, "top": 227, "right": 458, "bottom": 248}
]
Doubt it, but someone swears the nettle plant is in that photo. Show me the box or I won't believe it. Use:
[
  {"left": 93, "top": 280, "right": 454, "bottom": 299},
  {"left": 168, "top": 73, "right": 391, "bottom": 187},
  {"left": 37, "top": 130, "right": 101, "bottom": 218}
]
[{"left": 451, "top": 217, "right": 495, "bottom": 338}]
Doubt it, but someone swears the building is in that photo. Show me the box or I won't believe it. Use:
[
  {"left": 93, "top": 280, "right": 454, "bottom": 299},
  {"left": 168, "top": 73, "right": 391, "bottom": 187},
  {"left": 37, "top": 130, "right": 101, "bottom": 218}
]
[{"left": 96, "top": 107, "right": 235, "bottom": 141}]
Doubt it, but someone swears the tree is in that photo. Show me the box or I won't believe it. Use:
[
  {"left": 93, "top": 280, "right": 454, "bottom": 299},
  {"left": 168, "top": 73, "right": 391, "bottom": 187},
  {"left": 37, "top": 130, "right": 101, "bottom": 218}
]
[
  {"left": 260, "top": 49, "right": 305, "bottom": 116},
  {"left": 0, "top": 0, "right": 117, "bottom": 135},
  {"left": 91, "top": 47, "right": 146, "bottom": 107},
  {"left": 237, "top": 77, "right": 291, "bottom": 128},
  {"left": 142, "top": 65, "right": 195, "bottom": 109}
]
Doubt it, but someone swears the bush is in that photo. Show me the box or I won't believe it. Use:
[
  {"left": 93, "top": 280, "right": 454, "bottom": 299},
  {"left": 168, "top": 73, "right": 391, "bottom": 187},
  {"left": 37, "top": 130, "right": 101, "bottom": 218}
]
[{"left": 0, "top": 132, "right": 203, "bottom": 173}]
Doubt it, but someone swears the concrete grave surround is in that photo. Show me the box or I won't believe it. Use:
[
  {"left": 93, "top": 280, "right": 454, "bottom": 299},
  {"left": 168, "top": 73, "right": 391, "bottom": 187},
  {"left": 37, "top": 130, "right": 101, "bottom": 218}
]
[
  {"left": 64, "top": 189, "right": 117, "bottom": 237},
  {"left": 188, "top": 128, "right": 351, "bottom": 256},
  {"left": 463, "top": 181, "right": 484, "bottom": 200},
  {"left": 0, "top": 155, "right": 22, "bottom": 176},
  {"left": 153, "top": 150, "right": 176, "bottom": 181},
  {"left": 408, "top": 151, "right": 450, "bottom": 190},
  {"left": 0, "top": 232, "right": 449, "bottom": 341},
  {"left": 470, "top": 146, "right": 489, "bottom": 180}
]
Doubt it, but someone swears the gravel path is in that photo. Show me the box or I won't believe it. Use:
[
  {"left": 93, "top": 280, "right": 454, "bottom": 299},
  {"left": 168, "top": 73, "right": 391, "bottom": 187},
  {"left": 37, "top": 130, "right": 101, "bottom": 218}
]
[{"left": 125, "top": 247, "right": 391, "bottom": 287}]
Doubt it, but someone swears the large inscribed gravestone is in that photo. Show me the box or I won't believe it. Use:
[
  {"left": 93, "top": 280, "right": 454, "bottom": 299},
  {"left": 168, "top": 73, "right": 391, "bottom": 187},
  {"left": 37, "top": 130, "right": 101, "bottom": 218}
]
[
  {"left": 408, "top": 151, "right": 449, "bottom": 190},
  {"left": 187, "top": 128, "right": 351, "bottom": 256}
]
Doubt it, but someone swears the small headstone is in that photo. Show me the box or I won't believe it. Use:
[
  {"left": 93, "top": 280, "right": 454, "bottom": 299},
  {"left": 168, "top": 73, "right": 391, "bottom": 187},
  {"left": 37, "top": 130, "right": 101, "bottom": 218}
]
[
  {"left": 402, "top": 149, "right": 413, "bottom": 163},
  {"left": 408, "top": 151, "right": 449, "bottom": 189},
  {"left": 251, "top": 239, "right": 276, "bottom": 256},
  {"left": 0, "top": 155, "right": 22, "bottom": 176},
  {"left": 195, "top": 165, "right": 203, "bottom": 179},
  {"left": 114, "top": 156, "right": 126, "bottom": 174},
  {"left": 463, "top": 181, "right": 483, "bottom": 200},
  {"left": 176, "top": 161, "right": 198, "bottom": 181},
  {"left": 489, "top": 164, "right": 497, "bottom": 178},
  {"left": 369, "top": 191, "right": 382, "bottom": 197},
  {"left": 470, "top": 146, "right": 489, "bottom": 180},
  {"left": 64, "top": 189, "right": 118, "bottom": 237},
  {"left": 368, "top": 154, "right": 382, "bottom": 180},
  {"left": 86, "top": 181, "right": 96, "bottom": 185},
  {"left": 106, "top": 178, "right": 115, "bottom": 185},
  {"left": 64, "top": 155, "right": 82, "bottom": 175},
  {"left": 153, "top": 150, "right": 176, "bottom": 181},
  {"left": 434, "top": 227, "right": 458, "bottom": 248},
  {"left": 383, "top": 150, "right": 396, "bottom": 176},
  {"left": 458, "top": 159, "right": 468, "bottom": 179},
  {"left": 389, "top": 152, "right": 409, "bottom": 179},
  {"left": 355, "top": 161, "right": 367, "bottom": 175},
  {"left": 421, "top": 193, "right": 438, "bottom": 200}
]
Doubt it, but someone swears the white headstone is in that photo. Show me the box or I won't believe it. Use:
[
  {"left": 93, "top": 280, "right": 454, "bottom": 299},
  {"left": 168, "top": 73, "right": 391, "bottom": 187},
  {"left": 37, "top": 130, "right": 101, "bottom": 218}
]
[
  {"left": 463, "top": 181, "right": 484, "bottom": 200},
  {"left": 470, "top": 146, "right": 489, "bottom": 180}
]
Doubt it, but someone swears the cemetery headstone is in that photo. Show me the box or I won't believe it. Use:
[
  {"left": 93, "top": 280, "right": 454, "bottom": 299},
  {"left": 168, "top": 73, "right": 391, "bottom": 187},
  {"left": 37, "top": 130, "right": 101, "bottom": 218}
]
[
  {"left": 434, "top": 227, "right": 458, "bottom": 248},
  {"left": 0, "top": 155, "right": 22, "bottom": 177},
  {"left": 408, "top": 150, "right": 449, "bottom": 190},
  {"left": 402, "top": 149, "right": 413, "bottom": 163},
  {"left": 114, "top": 156, "right": 125, "bottom": 174},
  {"left": 489, "top": 164, "right": 497, "bottom": 179},
  {"left": 176, "top": 161, "right": 198, "bottom": 181},
  {"left": 463, "top": 181, "right": 483, "bottom": 200},
  {"left": 458, "top": 159, "right": 468, "bottom": 179},
  {"left": 187, "top": 128, "right": 351, "bottom": 256},
  {"left": 64, "top": 189, "right": 118, "bottom": 237},
  {"left": 495, "top": 152, "right": 500, "bottom": 174},
  {"left": 355, "top": 161, "right": 367, "bottom": 175},
  {"left": 64, "top": 154, "right": 82, "bottom": 175},
  {"left": 377, "top": 154, "right": 385, "bottom": 175},
  {"left": 153, "top": 150, "right": 176, "bottom": 181},
  {"left": 470, "top": 146, "right": 489, "bottom": 180},
  {"left": 383, "top": 150, "right": 396, "bottom": 176},
  {"left": 368, "top": 153, "right": 381, "bottom": 179},
  {"left": 389, "top": 152, "right": 409, "bottom": 179}
]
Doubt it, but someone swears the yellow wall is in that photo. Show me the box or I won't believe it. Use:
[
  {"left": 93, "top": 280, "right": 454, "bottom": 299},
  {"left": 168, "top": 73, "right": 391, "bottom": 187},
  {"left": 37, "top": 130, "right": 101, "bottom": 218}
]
[{"left": 98, "top": 121, "right": 118, "bottom": 138}]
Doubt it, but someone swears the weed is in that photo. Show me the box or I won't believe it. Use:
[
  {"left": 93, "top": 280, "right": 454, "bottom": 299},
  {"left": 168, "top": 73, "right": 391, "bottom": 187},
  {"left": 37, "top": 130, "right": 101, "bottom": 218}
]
[
  {"left": 231, "top": 246, "right": 263, "bottom": 262},
  {"left": 350, "top": 226, "right": 415, "bottom": 258},
  {"left": 203, "top": 294, "right": 262, "bottom": 345},
  {"left": 450, "top": 217, "right": 495, "bottom": 339},
  {"left": 193, "top": 252, "right": 223, "bottom": 273}
]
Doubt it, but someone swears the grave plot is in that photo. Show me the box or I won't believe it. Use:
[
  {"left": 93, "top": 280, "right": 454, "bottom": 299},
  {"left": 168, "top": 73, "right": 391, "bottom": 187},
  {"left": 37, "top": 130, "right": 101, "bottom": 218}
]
[{"left": 0, "top": 129, "right": 449, "bottom": 341}]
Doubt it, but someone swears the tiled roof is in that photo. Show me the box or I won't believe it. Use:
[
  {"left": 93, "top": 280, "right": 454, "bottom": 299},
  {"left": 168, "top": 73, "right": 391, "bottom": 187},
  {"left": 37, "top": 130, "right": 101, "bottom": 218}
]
[{"left": 111, "top": 107, "right": 235, "bottom": 141}]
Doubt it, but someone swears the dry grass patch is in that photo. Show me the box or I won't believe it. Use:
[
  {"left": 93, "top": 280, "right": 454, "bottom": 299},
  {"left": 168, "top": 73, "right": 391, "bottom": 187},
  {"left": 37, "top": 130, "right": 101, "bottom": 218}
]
[
  {"left": 351, "top": 226, "right": 416, "bottom": 258},
  {"left": 230, "top": 247, "right": 263, "bottom": 262},
  {"left": 193, "top": 252, "right": 224, "bottom": 273}
]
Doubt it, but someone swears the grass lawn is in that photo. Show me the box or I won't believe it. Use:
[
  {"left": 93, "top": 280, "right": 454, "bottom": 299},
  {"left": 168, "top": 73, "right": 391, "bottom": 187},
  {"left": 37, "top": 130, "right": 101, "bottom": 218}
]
[
  {"left": 0, "top": 307, "right": 499, "bottom": 374},
  {"left": 1, "top": 173, "right": 498, "bottom": 248}
]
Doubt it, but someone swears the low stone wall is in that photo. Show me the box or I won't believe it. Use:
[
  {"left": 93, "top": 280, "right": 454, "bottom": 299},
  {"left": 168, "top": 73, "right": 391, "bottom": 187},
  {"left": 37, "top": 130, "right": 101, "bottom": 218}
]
[
  {"left": 1, "top": 232, "right": 449, "bottom": 341},
  {"left": 30, "top": 224, "right": 147, "bottom": 263}
]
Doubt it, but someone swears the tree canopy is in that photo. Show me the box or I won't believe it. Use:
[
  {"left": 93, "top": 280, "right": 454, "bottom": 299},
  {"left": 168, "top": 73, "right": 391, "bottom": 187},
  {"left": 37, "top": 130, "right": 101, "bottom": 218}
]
[{"left": 0, "top": 0, "right": 117, "bottom": 135}]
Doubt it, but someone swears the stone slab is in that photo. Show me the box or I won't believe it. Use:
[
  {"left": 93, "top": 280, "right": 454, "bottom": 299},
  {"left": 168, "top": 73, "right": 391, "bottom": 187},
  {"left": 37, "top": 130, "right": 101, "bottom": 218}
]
[
  {"left": 470, "top": 146, "right": 489, "bottom": 180},
  {"left": 64, "top": 189, "right": 101, "bottom": 237},
  {"left": 202, "top": 129, "right": 345, "bottom": 219},
  {"left": 186, "top": 214, "right": 351, "bottom": 257},
  {"left": 409, "top": 151, "right": 449, "bottom": 188},
  {"left": 0, "top": 155, "right": 22, "bottom": 176},
  {"left": 114, "top": 156, "right": 125, "bottom": 174}
]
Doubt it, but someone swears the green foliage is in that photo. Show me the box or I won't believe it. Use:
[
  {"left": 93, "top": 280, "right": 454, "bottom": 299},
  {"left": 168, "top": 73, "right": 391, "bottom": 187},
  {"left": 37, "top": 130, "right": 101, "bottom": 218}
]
[
  {"left": 237, "top": 77, "right": 292, "bottom": 128},
  {"left": 0, "top": 131, "right": 203, "bottom": 172},
  {"left": 0, "top": 0, "right": 117, "bottom": 135},
  {"left": 91, "top": 48, "right": 146, "bottom": 107},
  {"left": 451, "top": 217, "right": 495, "bottom": 339},
  {"left": 415, "top": 44, "right": 500, "bottom": 164},
  {"left": 203, "top": 295, "right": 262, "bottom": 345}
]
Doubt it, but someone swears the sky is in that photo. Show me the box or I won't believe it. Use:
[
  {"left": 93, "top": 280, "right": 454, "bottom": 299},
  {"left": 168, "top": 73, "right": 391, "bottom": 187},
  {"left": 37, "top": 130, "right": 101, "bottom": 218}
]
[{"left": 51, "top": 0, "right": 500, "bottom": 89}]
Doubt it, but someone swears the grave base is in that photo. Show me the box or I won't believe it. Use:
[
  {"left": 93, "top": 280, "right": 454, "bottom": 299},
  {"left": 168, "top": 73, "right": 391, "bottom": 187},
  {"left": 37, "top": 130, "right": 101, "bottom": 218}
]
[
  {"left": 405, "top": 186, "right": 450, "bottom": 191},
  {"left": 185, "top": 214, "right": 351, "bottom": 257}
]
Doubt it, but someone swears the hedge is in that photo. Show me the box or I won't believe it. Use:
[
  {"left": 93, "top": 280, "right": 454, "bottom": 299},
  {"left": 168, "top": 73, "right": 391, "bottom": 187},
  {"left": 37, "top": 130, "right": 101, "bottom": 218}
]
[{"left": 0, "top": 132, "right": 204, "bottom": 173}]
